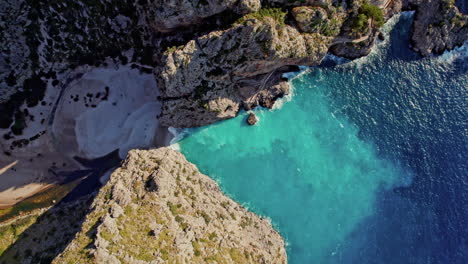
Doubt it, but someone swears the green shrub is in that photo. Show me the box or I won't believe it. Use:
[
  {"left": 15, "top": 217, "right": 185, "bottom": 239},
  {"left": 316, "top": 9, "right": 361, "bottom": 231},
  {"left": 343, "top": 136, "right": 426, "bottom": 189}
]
[
  {"left": 352, "top": 13, "right": 369, "bottom": 32},
  {"left": 167, "top": 201, "right": 183, "bottom": 215},
  {"left": 350, "top": 2, "right": 384, "bottom": 32},
  {"left": 236, "top": 8, "right": 287, "bottom": 26},
  {"left": 360, "top": 2, "right": 384, "bottom": 27},
  {"left": 197, "top": 210, "right": 211, "bottom": 224},
  {"left": 208, "top": 232, "right": 218, "bottom": 241}
]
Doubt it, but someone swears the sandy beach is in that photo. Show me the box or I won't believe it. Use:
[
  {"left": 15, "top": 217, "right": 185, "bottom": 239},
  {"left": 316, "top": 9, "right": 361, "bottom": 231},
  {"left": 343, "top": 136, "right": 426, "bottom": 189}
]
[{"left": 0, "top": 62, "right": 169, "bottom": 209}]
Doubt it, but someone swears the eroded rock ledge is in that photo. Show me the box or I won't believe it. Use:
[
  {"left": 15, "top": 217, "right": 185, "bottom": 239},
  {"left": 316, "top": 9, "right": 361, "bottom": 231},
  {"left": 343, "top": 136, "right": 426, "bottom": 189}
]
[{"left": 51, "top": 148, "right": 287, "bottom": 264}]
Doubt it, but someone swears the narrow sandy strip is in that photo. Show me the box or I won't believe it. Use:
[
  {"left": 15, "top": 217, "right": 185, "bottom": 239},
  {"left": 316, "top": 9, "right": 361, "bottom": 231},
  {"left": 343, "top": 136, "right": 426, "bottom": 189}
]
[{"left": 0, "top": 161, "right": 18, "bottom": 175}]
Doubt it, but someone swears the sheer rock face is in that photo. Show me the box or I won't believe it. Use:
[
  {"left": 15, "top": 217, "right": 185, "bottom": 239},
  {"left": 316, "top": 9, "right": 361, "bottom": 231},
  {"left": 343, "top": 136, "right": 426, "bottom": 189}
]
[
  {"left": 329, "top": 30, "right": 379, "bottom": 59},
  {"left": 148, "top": 0, "right": 261, "bottom": 32},
  {"left": 156, "top": 17, "right": 332, "bottom": 128},
  {"left": 54, "top": 148, "right": 287, "bottom": 264},
  {"left": 409, "top": 0, "right": 467, "bottom": 56}
]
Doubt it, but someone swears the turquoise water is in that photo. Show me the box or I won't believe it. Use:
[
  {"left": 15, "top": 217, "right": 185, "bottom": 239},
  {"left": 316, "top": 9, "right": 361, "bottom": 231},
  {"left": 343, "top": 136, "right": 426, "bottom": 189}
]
[{"left": 179, "top": 13, "right": 467, "bottom": 263}]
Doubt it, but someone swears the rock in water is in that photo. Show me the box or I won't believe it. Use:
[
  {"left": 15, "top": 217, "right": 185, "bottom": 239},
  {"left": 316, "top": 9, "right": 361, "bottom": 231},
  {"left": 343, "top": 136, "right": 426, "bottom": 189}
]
[
  {"left": 53, "top": 148, "right": 287, "bottom": 264},
  {"left": 247, "top": 113, "right": 258, "bottom": 125},
  {"left": 378, "top": 32, "right": 385, "bottom": 41}
]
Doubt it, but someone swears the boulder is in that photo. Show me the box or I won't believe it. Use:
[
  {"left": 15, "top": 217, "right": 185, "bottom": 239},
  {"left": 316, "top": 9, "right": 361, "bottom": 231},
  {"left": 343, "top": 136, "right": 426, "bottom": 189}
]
[{"left": 247, "top": 113, "right": 258, "bottom": 125}]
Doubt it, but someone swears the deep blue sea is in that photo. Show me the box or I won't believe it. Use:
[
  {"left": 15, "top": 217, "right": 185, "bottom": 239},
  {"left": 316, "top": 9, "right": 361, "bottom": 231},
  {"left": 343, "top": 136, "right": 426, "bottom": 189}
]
[{"left": 178, "top": 13, "right": 468, "bottom": 264}]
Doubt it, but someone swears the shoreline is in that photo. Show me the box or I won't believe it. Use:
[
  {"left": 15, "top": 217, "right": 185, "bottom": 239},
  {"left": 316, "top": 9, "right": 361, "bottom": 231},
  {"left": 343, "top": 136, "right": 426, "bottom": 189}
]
[{"left": 0, "top": 62, "right": 168, "bottom": 212}]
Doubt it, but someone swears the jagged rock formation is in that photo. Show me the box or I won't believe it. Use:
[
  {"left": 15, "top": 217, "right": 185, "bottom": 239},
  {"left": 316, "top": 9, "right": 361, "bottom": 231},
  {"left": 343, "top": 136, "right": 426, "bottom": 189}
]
[
  {"left": 154, "top": 1, "right": 416, "bottom": 127},
  {"left": 0, "top": 1, "right": 467, "bottom": 263},
  {"left": 51, "top": 148, "right": 287, "bottom": 263},
  {"left": 291, "top": 5, "right": 345, "bottom": 35},
  {"left": 156, "top": 9, "right": 333, "bottom": 127},
  {"left": 329, "top": 0, "right": 390, "bottom": 58},
  {"left": 408, "top": 0, "right": 467, "bottom": 55},
  {"left": 247, "top": 113, "right": 258, "bottom": 125},
  {"left": 148, "top": 0, "right": 261, "bottom": 32}
]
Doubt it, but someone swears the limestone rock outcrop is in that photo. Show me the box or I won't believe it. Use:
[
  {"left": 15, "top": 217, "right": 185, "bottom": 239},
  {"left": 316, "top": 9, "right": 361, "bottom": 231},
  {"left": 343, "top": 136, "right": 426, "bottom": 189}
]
[
  {"left": 291, "top": 6, "right": 344, "bottom": 36},
  {"left": 147, "top": 0, "right": 261, "bottom": 32},
  {"left": 247, "top": 113, "right": 258, "bottom": 125},
  {"left": 53, "top": 148, "right": 287, "bottom": 264},
  {"left": 409, "top": 0, "right": 467, "bottom": 55},
  {"left": 3, "top": 0, "right": 466, "bottom": 130},
  {"left": 156, "top": 10, "right": 333, "bottom": 127}
]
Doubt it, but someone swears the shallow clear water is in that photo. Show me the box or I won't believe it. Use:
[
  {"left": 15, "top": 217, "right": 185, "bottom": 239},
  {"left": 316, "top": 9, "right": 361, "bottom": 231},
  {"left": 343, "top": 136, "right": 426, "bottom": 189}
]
[{"left": 178, "top": 13, "right": 467, "bottom": 264}]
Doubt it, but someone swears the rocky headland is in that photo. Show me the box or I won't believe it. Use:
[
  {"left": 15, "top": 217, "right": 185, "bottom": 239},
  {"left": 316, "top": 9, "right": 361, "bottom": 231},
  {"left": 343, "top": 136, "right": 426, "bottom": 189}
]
[
  {"left": 407, "top": 0, "right": 467, "bottom": 55},
  {"left": 1, "top": 148, "right": 286, "bottom": 264}
]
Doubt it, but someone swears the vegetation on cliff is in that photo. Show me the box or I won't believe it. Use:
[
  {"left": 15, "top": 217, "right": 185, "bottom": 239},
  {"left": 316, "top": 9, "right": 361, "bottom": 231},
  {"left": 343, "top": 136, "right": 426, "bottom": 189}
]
[
  {"left": 235, "top": 8, "right": 288, "bottom": 26},
  {"left": 351, "top": 1, "right": 384, "bottom": 33},
  {"left": 53, "top": 148, "right": 287, "bottom": 263}
]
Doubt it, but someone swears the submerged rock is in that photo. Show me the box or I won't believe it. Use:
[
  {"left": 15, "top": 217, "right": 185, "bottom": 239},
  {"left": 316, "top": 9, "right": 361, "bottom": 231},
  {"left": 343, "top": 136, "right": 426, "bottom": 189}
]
[{"left": 247, "top": 113, "right": 258, "bottom": 125}]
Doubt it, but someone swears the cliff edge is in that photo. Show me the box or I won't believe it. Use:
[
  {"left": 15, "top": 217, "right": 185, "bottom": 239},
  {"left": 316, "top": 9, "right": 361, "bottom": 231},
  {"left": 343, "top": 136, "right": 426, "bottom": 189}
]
[{"left": 51, "top": 148, "right": 287, "bottom": 264}]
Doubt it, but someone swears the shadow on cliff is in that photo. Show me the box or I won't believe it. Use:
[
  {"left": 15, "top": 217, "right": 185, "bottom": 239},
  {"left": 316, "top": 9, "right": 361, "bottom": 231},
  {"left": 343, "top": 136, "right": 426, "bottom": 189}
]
[
  {"left": 0, "top": 194, "right": 96, "bottom": 263},
  {"left": 0, "top": 150, "right": 122, "bottom": 264}
]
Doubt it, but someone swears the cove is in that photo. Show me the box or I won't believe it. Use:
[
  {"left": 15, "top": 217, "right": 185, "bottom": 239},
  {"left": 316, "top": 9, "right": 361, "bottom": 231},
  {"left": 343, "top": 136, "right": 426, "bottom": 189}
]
[{"left": 178, "top": 13, "right": 467, "bottom": 264}]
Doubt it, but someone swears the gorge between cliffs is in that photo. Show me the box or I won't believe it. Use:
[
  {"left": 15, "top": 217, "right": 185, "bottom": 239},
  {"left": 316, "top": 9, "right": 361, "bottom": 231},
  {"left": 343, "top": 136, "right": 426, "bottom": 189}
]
[{"left": 0, "top": 0, "right": 467, "bottom": 263}]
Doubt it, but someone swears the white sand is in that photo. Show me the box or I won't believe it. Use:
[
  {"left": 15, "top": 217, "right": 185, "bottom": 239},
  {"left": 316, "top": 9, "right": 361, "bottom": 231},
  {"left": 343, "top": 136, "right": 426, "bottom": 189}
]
[
  {"left": 64, "top": 66, "right": 161, "bottom": 158},
  {"left": 0, "top": 63, "right": 165, "bottom": 208}
]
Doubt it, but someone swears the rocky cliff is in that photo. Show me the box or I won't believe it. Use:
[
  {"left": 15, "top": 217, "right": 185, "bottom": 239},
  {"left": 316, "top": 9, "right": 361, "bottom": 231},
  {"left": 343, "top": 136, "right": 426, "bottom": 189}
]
[
  {"left": 0, "top": 1, "right": 467, "bottom": 263},
  {"left": 49, "top": 148, "right": 286, "bottom": 264},
  {"left": 156, "top": 9, "right": 333, "bottom": 127},
  {"left": 0, "top": 148, "right": 286, "bottom": 263},
  {"left": 2, "top": 0, "right": 466, "bottom": 129},
  {"left": 155, "top": 0, "right": 467, "bottom": 127},
  {"left": 154, "top": 0, "right": 387, "bottom": 127},
  {"left": 408, "top": 0, "right": 467, "bottom": 55},
  {"left": 147, "top": 0, "right": 261, "bottom": 32}
]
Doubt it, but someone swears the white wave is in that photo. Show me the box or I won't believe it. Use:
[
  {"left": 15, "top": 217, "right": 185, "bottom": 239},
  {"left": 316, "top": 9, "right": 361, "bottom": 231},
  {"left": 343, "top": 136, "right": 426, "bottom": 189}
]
[
  {"left": 281, "top": 66, "right": 311, "bottom": 80},
  {"left": 169, "top": 143, "right": 180, "bottom": 151},
  {"left": 351, "top": 12, "right": 414, "bottom": 69},
  {"left": 168, "top": 127, "right": 190, "bottom": 145},
  {"left": 322, "top": 53, "right": 349, "bottom": 65},
  {"left": 281, "top": 71, "right": 300, "bottom": 80},
  {"left": 272, "top": 84, "right": 295, "bottom": 110},
  {"left": 435, "top": 41, "right": 468, "bottom": 64}
]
